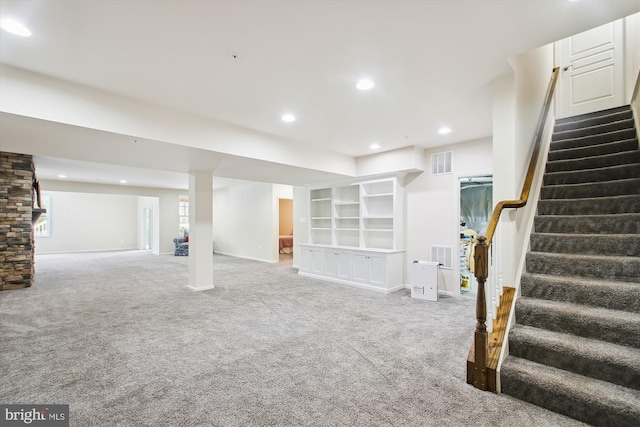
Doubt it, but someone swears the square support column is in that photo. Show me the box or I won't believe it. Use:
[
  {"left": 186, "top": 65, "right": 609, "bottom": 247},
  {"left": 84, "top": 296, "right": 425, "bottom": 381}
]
[{"left": 187, "top": 171, "right": 214, "bottom": 291}]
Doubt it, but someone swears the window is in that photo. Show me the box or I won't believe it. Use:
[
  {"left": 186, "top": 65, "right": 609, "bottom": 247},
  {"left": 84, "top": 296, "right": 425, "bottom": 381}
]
[
  {"left": 35, "top": 192, "right": 51, "bottom": 237},
  {"left": 178, "top": 195, "right": 189, "bottom": 235}
]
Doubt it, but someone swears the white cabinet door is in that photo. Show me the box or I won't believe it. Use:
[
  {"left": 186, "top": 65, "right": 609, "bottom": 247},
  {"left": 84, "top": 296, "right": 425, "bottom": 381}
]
[
  {"left": 336, "top": 250, "right": 352, "bottom": 280},
  {"left": 326, "top": 249, "right": 352, "bottom": 280},
  {"left": 352, "top": 251, "right": 387, "bottom": 287},
  {"left": 367, "top": 253, "right": 386, "bottom": 287},
  {"left": 310, "top": 247, "right": 324, "bottom": 275},
  {"left": 301, "top": 246, "right": 325, "bottom": 275},
  {"left": 325, "top": 250, "right": 338, "bottom": 278},
  {"left": 352, "top": 251, "right": 370, "bottom": 284},
  {"left": 300, "top": 247, "right": 314, "bottom": 273}
]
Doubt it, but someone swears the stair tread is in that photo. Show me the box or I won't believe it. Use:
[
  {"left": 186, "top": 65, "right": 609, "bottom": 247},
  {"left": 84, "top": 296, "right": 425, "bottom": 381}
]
[
  {"left": 541, "top": 176, "right": 640, "bottom": 188},
  {"left": 544, "top": 162, "right": 640, "bottom": 179},
  {"left": 529, "top": 234, "right": 640, "bottom": 257},
  {"left": 523, "top": 272, "right": 640, "bottom": 287},
  {"left": 551, "top": 128, "right": 637, "bottom": 146},
  {"left": 517, "top": 297, "right": 640, "bottom": 324},
  {"left": 555, "top": 106, "right": 631, "bottom": 125},
  {"left": 554, "top": 109, "right": 632, "bottom": 130},
  {"left": 534, "top": 212, "right": 640, "bottom": 220},
  {"left": 531, "top": 232, "right": 639, "bottom": 238},
  {"left": 549, "top": 137, "right": 636, "bottom": 155},
  {"left": 537, "top": 194, "right": 640, "bottom": 203},
  {"left": 511, "top": 324, "right": 640, "bottom": 367},
  {"left": 552, "top": 119, "right": 635, "bottom": 138},
  {"left": 528, "top": 251, "right": 640, "bottom": 264},
  {"left": 502, "top": 356, "right": 640, "bottom": 409},
  {"left": 546, "top": 150, "right": 640, "bottom": 169},
  {"left": 521, "top": 272, "right": 640, "bottom": 313}
]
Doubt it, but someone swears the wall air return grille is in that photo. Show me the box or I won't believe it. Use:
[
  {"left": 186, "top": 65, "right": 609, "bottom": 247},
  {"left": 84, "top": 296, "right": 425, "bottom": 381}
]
[
  {"left": 431, "top": 151, "right": 453, "bottom": 175},
  {"left": 431, "top": 245, "right": 453, "bottom": 269}
]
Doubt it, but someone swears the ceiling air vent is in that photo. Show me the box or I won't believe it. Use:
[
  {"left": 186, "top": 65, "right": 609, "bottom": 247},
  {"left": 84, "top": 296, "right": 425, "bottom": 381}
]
[
  {"left": 431, "top": 245, "right": 453, "bottom": 269},
  {"left": 431, "top": 151, "right": 452, "bottom": 175}
]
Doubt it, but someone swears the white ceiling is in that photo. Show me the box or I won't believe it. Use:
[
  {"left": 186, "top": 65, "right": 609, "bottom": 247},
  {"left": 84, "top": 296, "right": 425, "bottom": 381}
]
[{"left": 1, "top": 0, "right": 639, "bottom": 189}]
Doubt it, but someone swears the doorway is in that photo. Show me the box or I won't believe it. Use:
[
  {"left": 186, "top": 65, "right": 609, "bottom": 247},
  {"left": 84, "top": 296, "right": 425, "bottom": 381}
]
[
  {"left": 556, "top": 19, "right": 625, "bottom": 119},
  {"left": 459, "top": 175, "right": 493, "bottom": 296},
  {"left": 278, "top": 198, "right": 293, "bottom": 263},
  {"left": 143, "top": 207, "right": 152, "bottom": 251}
]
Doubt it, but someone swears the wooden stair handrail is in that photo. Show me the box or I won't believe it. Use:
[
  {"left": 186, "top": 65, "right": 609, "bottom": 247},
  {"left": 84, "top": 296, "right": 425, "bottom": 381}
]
[{"left": 469, "top": 67, "right": 560, "bottom": 391}]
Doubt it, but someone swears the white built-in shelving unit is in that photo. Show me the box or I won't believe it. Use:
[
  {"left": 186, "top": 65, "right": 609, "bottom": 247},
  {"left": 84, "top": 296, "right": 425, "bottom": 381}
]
[{"left": 300, "top": 175, "right": 404, "bottom": 293}]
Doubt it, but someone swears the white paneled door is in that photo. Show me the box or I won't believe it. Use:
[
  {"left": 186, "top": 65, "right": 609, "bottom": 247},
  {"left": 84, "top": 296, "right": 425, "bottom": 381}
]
[{"left": 556, "top": 19, "right": 625, "bottom": 119}]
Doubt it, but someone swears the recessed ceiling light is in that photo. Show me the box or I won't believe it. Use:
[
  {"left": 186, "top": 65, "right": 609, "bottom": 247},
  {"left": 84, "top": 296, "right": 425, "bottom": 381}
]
[
  {"left": 357, "top": 79, "right": 375, "bottom": 91},
  {"left": 120, "top": 180, "right": 127, "bottom": 184},
  {"left": 370, "top": 143, "right": 381, "bottom": 150},
  {"left": 281, "top": 113, "right": 296, "bottom": 122},
  {"left": 438, "top": 127, "right": 452, "bottom": 135},
  {"left": 0, "top": 18, "right": 32, "bottom": 37},
  {"left": 57, "top": 174, "right": 67, "bottom": 179}
]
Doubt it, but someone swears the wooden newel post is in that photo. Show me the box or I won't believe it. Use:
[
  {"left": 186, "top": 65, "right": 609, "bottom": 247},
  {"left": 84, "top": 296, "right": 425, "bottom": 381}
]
[{"left": 472, "top": 236, "right": 489, "bottom": 390}]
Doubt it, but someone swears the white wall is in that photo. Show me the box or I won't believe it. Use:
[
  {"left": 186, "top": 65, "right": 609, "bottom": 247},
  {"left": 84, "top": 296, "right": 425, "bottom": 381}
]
[
  {"left": 292, "top": 186, "right": 310, "bottom": 268},
  {"left": 38, "top": 180, "right": 184, "bottom": 254},
  {"left": 36, "top": 191, "right": 138, "bottom": 253},
  {"left": 485, "top": 44, "right": 554, "bottom": 290},
  {"left": 624, "top": 13, "right": 640, "bottom": 103},
  {"left": 404, "top": 137, "right": 492, "bottom": 294},
  {"left": 213, "top": 182, "right": 279, "bottom": 262}
]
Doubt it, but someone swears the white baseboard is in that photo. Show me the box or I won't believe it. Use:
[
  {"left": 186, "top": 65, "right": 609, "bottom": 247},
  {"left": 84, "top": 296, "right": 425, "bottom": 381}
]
[
  {"left": 186, "top": 284, "right": 215, "bottom": 292},
  {"left": 299, "top": 271, "right": 403, "bottom": 294},
  {"left": 36, "top": 248, "right": 140, "bottom": 255},
  {"left": 214, "top": 251, "right": 277, "bottom": 264}
]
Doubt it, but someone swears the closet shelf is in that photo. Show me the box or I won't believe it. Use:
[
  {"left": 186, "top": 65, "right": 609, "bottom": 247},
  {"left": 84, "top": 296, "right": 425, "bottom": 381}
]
[
  {"left": 311, "top": 198, "right": 332, "bottom": 202},
  {"left": 363, "top": 193, "right": 393, "bottom": 198}
]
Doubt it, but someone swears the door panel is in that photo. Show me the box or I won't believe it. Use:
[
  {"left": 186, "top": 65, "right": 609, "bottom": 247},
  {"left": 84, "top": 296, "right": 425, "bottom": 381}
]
[{"left": 557, "top": 20, "right": 624, "bottom": 118}]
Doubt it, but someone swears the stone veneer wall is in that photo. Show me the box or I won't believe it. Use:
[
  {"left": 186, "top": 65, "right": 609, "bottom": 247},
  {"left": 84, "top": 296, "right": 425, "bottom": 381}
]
[{"left": 0, "top": 152, "right": 35, "bottom": 290}]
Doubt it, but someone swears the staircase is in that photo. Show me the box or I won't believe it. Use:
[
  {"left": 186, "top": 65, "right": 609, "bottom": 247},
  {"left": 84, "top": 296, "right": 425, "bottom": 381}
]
[{"left": 500, "top": 105, "right": 640, "bottom": 426}]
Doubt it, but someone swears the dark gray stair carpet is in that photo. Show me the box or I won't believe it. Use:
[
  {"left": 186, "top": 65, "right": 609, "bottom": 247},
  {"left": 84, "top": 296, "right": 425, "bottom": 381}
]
[
  {"left": 515, "top": 298, "right": 640, "bottom": 348},
  {"left": 501, "top": 105, "right": 640, "bottom": 425},
  {"left": 526, "top": 252, "right": 640, "bottom": 282},
  {"left": 529, "top": 233, "right": 640, "bottom": 257},
  {"left": 508, "top": 325, "right": 640, "bottom": 389},
  {"left": 552, "top": 118, "right": 636, "bottom": 142},
  {"left": 543, "top": 163, "right": 640, "bottom": 185},
  {"left": 501, "top": 356, "right": 640, "bottom": 427},
  {"left": 549, "top": 128, "right": 637, "bottom": 151},
  {"left": 537, "top": 195, "right": 640, "bottom": 215},
  {"left": 533, "top": 213, "right": 640, "bottom": 234},
  {"left": 520, "top": 273, "right": 640, "bottom": 313},
  {"left": 545, "top": 149, "right": 640, "bottom": 172},
  {"left": 554, "top": 107, "right": 632, "bottom": 132},
  {"left": 540, "top": 178, "right": 640, "bottom": 199}
]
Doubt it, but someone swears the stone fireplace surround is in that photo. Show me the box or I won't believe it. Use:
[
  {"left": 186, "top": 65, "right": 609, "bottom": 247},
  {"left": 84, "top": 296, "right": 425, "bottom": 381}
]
[{"left": 0, "top": 151, "right": 39, "bottom": 290}]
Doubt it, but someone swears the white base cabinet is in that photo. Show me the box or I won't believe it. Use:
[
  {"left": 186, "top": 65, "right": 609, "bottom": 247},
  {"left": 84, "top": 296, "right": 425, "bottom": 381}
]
[{"left": 299, "top": 244, "right": 404, "bottom": 293}]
